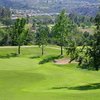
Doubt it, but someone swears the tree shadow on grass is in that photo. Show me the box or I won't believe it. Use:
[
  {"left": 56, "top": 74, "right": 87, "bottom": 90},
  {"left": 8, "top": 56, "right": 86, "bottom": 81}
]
[
  {"left": 30, "top": 56, "right": 40, "bottom": 59},
  {"left": 0, "top": 53, "right": 18, "bottom": 59},
  {"left": 39, "top": 55, "right": 63, "bottom": 64},
  {"left": 69, "top": 83, "right": 100, "bottom": 90},
  {"left": 51, "top": 83, "right": 100, "bottom": 91},
  {"left": 52, "top": 87, "right": 68, "bottom": 90}
]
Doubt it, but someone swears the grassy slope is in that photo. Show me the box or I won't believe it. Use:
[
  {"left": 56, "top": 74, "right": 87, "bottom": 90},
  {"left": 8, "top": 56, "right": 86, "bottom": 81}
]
[{"left": 0, "top": 46, "right": 100, "bottom": 100}]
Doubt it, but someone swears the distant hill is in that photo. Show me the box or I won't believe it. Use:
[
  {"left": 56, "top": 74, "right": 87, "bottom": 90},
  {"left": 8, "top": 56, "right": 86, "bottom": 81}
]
[{"left": 0, "top": 0, "right": 100, "bottom": 15}]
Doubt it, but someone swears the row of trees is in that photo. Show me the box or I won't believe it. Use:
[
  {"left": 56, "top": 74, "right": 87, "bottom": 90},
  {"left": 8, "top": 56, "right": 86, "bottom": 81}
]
[
  {"left": 0, "top": 9, "right": 100, "bottom": 70},
  {"left": 69, "top": 13, "right": 94, "bottom": 27},
  {"left": 0, "top": 10, "right": 77, "bottom": 55}
]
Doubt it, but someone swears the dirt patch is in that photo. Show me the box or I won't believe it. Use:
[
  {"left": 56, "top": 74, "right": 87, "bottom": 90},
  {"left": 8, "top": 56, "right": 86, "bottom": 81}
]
[{"left": 54, "top": 58, "right": 70, "bottom": 65}]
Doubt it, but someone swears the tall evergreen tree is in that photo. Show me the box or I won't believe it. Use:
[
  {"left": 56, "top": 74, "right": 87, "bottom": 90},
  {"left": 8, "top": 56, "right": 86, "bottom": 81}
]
[{"left": 52, "top": 10, "right": 72, "bottom": 55}]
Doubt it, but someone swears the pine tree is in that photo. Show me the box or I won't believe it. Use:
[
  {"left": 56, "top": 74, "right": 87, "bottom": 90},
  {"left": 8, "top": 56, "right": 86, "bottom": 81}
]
[{"left": 52, "top": 10, "right": 73, "bottom": 55}]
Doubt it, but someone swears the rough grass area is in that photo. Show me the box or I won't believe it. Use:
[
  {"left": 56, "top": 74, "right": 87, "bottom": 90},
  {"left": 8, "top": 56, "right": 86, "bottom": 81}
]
[{"left": 0, "top": 46, "right": 100, "bottom": 100}]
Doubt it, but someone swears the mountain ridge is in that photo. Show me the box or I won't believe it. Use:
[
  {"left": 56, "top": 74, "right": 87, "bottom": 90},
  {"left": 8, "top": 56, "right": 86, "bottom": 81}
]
[{"left": 0, "top": 0, "right": 100, "bottom": 15}]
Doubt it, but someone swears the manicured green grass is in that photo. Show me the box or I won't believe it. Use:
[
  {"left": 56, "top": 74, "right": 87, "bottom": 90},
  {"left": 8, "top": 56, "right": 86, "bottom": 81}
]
[{"left": 0, "top": 46, "right": 100, "bottom": 100}]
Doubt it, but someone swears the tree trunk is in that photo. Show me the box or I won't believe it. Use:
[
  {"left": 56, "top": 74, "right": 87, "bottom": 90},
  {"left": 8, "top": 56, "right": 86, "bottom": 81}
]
[
  {"left": 42, "top": 45, "right": 44, "bottom": 55},
  {"left": 94, "top": 57, "right": 99, "bottom": 71},
  {"left": 18, "top": 45, "right": 21, "bottom": 55},
  {"left": 61, "top": 45, "right": 63, "bottom": 55},
  {"left": 95, "top": 66, "right": 99, "bottom": 71}
]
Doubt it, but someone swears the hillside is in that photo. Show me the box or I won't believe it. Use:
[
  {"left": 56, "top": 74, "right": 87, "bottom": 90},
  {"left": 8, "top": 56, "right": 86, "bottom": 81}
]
[
  {"left": 0, "top": 46, "right": 100, "bottom": 100},
  {"left": 0, "top": 0, "right": 100, "bottom": 15}
]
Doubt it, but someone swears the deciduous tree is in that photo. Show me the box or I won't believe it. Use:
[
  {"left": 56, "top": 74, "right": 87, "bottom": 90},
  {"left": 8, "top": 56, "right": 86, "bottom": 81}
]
[
  {"left": 35, "top": 25, "right": 49, "bottom": 55},
  {"left": 12, "top": 18, "right": 29, "bottom": 54}
]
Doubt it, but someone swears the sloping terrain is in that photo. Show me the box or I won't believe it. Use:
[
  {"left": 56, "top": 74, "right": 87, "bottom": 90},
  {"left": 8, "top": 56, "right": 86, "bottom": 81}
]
[{"left": 0, "top": 46, "right": 100, "bottom": 100}]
